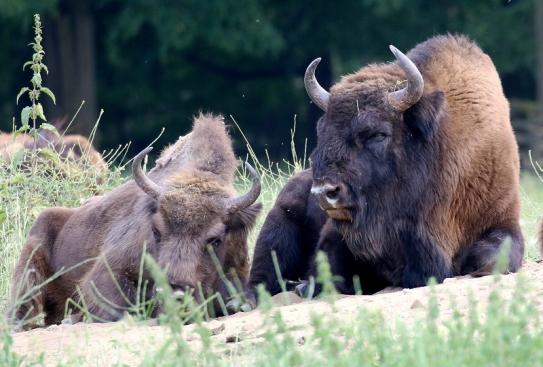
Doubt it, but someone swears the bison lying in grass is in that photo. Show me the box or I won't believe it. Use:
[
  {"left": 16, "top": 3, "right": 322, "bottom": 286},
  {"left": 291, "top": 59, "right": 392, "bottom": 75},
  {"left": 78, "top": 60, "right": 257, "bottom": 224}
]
[
  {"left": 0, "top": 126, "right": 107, "bottom": 175},
  {"left": 7, "top": 113, "right": 261, "bottom": 328},
  {"left": 248, "top": 34, "right": 523, "bottom": 301}
]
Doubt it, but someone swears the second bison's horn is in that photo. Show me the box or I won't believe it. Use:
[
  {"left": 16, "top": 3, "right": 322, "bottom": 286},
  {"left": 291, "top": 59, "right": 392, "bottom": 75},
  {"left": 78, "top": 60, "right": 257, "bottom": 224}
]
[
  {"left": 387, "top": 45, "right": 424, "bottom": 111},
  {"left": 132, "top": 147, "right": 163, "bottom": 200},
  {"left": 226, "top": 162, "right": 261, "bottom": 215},
  {"left": 304, "top": 58, "right": 331, "bottom": 112}
]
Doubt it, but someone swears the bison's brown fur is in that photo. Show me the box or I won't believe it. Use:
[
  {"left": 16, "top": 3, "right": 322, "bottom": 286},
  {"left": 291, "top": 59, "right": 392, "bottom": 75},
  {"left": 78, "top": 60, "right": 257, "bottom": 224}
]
[
  {"left": 0, "top": 129, "right": 107, "bottom": 174},
  {"left": 334, "top": 35, "right": 521, "bottom": 262},
  {"left": 249, "top": 35, "right": 523, "bottom": 299},
  {"left": 7, "top": 113, "right": 261, "bottom": 328}
]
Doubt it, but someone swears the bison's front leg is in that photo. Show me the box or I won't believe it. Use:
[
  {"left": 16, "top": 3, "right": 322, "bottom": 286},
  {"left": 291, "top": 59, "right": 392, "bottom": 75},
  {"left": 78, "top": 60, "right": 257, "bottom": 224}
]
[
  {"left": 298, "top": 221, "right": 390, "bottom": 297},
  {"left": 6, "top": 239, "right": 51, "bottom": 329},
  {"left": 78, "top": 261, "right": 138, "bottom": 322},
  {"left": 247, "top": 170, "right": 326, "bottom": 303},
  {"left": 399, "top": 230, "right": 453, "bottom": 288},
  {"left": 6, "top": 207, "right": 75, "bottom": 329}
]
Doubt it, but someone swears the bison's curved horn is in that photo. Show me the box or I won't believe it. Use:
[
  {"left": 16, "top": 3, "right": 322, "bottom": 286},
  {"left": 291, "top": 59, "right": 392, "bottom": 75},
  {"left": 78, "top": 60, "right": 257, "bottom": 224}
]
[
  {"left": 304, "top": 58, "right": 330, "bottom": 112},
  {"left": 132, "top": 147, "right": 163, "bottom": 200},
  {"left": 226, "top": 162, "right": 261, "bottom": 215},
  {"left": 387, "top": 45, "right": 424, "bottom": 111}
]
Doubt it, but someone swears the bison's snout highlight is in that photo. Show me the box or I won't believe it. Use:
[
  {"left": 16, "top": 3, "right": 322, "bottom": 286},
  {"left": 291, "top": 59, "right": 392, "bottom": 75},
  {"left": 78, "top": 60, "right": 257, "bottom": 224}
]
[{"left": 311, "top": 181, "right": 353, "bottom": 221}]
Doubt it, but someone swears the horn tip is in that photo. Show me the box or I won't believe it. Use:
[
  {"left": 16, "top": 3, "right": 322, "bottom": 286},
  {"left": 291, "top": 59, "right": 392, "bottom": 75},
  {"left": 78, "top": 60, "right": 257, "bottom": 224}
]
[
  {"left": 244, "top": 162, "right": 259, "bottom": 181},
  {"left": 133, "top": 147, "right": 154, "bottom": 167},
  {"left": 308, "top": 57, "right": 322, "bottom": 69}
]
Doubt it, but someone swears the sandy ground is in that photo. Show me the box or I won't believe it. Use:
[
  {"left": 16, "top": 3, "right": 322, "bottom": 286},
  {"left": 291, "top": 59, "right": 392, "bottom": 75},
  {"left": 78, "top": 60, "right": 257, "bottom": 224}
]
[{"left": 10, "top": 261, "right": 543, "bottom": 366}]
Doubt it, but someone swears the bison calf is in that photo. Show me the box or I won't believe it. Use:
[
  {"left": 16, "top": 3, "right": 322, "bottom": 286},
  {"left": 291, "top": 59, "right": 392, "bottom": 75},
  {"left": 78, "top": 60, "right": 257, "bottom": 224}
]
[{"left": 7, "top": 113, "right": 261, "bottom": 328}]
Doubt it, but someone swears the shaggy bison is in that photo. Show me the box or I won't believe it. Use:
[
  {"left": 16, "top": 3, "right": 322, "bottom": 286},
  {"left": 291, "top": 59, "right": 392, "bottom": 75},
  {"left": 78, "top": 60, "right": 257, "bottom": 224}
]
[
  {"left": 7, "top": 114, "right": 261, "bottom": 328},
  {"left": 248, "top": 35, "right": 523, "bottom": 300},
  {"left": 0, "top": 126, "right": 107, "bottom": 174}
]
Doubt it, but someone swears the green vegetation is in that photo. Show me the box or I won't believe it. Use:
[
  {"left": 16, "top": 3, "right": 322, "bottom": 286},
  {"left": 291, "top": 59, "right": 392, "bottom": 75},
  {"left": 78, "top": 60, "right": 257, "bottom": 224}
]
[
  {"left": 1, "top": 9, "right": 543, "bottom": 367},
  {"left": 1, "top": 110, "right": 542, "bottom": 365},
  {"left": 16, "top": 14, "right": 56, "bottom": 134},
  {"left": 0, "top": 1, "right": 539, "bottom": 164}
]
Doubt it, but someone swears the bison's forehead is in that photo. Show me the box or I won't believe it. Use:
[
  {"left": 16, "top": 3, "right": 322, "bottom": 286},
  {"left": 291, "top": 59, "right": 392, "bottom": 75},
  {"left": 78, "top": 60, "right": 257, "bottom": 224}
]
[
  {"left": 328, "top": 78, "right": 401, "bottom": 124},
  {"left": 159, "top": 174, "right": 232, "bottom": 233}
]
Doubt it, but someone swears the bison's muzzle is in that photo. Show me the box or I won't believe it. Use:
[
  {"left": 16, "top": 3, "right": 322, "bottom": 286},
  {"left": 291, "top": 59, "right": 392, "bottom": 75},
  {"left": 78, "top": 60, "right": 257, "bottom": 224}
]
[{"left": 311, "top": 181, "right": 353, "bottom": 222}]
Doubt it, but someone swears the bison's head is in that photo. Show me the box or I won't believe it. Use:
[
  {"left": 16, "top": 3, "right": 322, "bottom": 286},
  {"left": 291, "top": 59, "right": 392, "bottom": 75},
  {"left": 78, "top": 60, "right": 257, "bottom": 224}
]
[
  {"left": 306, "top": 46, "right": 445, "bottom": 225},
  {"left": 132, "top": 148, "right": 261, "bottom": 302}
]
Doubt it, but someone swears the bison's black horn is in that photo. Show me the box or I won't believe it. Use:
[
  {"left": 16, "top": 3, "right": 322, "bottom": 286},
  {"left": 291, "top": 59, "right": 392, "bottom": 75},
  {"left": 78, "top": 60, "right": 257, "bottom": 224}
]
[
  {"left": 387, "top": 45, "right": 424, "bottom": 111},
  {"left": 304, "top": 58, "right": 331, "bottom": 112},
  {"left": 132, "top": 147, "right": 163, "bottom": 200},
  {"left": 226, "top": 162, "right": 261, "bottom": 215}
]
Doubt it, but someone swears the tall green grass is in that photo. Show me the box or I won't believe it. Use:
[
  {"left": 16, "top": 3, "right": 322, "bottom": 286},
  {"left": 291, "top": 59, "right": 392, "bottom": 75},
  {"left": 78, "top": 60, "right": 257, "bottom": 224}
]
[
  {"left": 1, "top": 13, "right": 542, "bottom": 365},
  {"left": 1, "top": 125, "right": 542, "bottom": 365}
]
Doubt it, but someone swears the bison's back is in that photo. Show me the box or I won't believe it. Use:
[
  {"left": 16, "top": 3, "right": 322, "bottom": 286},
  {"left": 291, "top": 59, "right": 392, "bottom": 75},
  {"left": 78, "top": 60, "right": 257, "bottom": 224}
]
[
  {"left": 411, "top": 35, "right": 520, "bottom": 256},
  {"left": 409, "top": 34, "right": 509, "bottom": 131}
]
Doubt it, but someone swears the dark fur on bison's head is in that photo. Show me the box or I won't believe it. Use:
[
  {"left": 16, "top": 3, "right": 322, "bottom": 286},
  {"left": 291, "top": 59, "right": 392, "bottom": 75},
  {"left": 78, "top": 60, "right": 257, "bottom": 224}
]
[
  {"left": 305, "top": 35, "right": 522, "bottom": 285},
  {"left": 308, "top": 52, "right": 446, "bottom": 247}
]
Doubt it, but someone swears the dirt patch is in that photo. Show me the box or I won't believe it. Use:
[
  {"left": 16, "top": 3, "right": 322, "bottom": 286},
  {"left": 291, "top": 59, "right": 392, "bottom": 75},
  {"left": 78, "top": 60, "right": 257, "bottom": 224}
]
[{"left": 11, "top": 261, "right": 543, "bottom": 365}]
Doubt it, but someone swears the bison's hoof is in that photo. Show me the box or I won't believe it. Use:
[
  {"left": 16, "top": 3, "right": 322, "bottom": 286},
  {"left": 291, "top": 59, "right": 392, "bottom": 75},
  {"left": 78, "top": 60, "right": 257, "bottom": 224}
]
[
  {"left": 240, "top": 303, "right": 253, "bottom": 312},
  {"left": 226, "top": 298, "right": 254, "bottom": 314},
  {"left": 225, "top": 298, "right": 241, "bottom": 313},
  {"left": 294, "top": 282, "right": 310, "bottom": 298}
]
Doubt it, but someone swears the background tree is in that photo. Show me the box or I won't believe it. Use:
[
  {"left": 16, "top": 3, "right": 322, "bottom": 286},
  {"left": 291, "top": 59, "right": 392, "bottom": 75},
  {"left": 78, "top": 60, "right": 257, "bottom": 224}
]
[{"left": 0, "top": 0, "right": 539, "bottom": 165}]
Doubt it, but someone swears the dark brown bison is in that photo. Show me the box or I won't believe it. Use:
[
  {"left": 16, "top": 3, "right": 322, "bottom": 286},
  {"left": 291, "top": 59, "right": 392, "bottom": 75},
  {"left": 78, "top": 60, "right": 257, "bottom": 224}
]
[
  {"left": 248, "top": 35, "right": 523, "bottom": 301},
  {"left": 0, "top": 126, "right": 107, "bottom": 174},
  {"left": 7, "top": 113, "right": 261, "bottom": 328}
]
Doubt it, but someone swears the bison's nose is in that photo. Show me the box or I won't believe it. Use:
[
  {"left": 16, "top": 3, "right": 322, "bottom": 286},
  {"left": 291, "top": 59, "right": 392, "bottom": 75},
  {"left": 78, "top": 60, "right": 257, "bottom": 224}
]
[
  {"left": 310, "top": 181, "right": 353, "bottom": 221},
  {"left": 324, "top": 185, "right": 341, "bottom": 201},
  {"left": 311, "top": 182, "right": 342, "bottom": 206},
  {"left": 168, "top": 282, "right": 194, "bottom": 299}
]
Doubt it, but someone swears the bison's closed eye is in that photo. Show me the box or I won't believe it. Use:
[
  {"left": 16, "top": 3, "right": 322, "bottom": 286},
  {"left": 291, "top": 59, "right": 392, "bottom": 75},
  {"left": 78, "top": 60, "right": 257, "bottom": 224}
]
[
  {"left": 355, "top": 131, "right": 388, "bottom": 148},
  {"left": 369, "top": 132, "right": 388, "bottom": 142},
  {"left": 152, "top": 226, "right": 161, "bottom": 242}
]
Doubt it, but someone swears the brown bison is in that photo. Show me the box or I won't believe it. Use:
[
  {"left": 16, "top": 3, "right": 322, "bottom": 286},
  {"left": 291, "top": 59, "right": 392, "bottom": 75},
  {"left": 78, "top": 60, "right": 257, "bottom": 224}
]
[
  {"left": 248, "top": 35, "right": 523, "bottom": 301},
  {"left": 0, "top": 126, "right": 107, "bottom": 174},
  {"left": 7, "top": 113, "right": 261, "bottom": 328}
]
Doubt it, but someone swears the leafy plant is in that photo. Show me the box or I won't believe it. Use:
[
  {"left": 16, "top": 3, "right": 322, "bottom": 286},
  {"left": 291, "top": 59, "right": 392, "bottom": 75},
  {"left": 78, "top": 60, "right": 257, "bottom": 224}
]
[{"left": 16, "top": 13, "right": 56, "bottom": 135}]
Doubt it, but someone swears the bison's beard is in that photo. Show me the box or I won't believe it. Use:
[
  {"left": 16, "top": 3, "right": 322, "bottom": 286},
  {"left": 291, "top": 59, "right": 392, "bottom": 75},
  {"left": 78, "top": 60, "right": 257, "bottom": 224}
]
[
  {"left": 327, "top": 193, "right": 366, "bottom": 224},
  {"left": 326, "top": 208, "right": 353, "bottom": 221},
  {"left": 331, "top": 195, "right": 390, "bottom": 261}
]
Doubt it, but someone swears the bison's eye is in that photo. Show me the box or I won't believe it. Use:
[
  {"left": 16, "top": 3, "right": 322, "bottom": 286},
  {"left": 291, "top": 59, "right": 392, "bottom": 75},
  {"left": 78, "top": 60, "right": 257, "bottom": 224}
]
[
  {"left": 355, "top": 131, "right": 389, "bottom": 149},
  {"left": 368, "top": 132, "right": 388, "bottom": 142},
  {"left": 152, "top": 226, "right": 161, "bottom": 242}
]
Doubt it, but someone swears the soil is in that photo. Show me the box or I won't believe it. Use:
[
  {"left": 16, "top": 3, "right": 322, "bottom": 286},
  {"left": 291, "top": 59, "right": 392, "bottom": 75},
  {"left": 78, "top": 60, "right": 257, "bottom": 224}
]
[{"left": 10, "top": 261, "right": 543, "bottom": 366}]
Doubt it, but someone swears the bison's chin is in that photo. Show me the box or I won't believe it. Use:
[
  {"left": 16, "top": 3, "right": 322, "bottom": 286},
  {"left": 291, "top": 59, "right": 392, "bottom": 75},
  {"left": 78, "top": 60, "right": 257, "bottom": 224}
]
[{"left": 325, "top": 208, "right": 353, "bottom": 222}]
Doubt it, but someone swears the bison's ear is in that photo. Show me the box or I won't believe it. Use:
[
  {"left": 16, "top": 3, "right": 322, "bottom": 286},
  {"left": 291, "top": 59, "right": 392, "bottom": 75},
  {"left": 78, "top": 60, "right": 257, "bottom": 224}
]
[
  {"left": 226, "top": 202, "right": 262, "bottom": 231},
  {"left": 403, "top": 91, "right": 445, "bottom": 141}
]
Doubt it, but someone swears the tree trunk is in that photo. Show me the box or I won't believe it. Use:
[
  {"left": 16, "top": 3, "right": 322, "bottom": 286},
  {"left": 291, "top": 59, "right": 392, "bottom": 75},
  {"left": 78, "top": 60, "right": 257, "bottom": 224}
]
[
  {"left": 44, "top": 1, "right": 98, "bottom": 143},
  {"left": 535, "top": 0, "right": 543, "bottom": 113}
]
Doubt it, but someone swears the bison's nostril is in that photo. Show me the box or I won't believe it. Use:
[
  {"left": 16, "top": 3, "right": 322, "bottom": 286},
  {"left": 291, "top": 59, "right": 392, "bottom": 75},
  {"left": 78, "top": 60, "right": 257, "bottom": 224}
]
[
  {"left": 325, "top": 186, "right": 340, "bottom": 200},
  {"left": 169, "top": 282, "right": 193, "bottom": 293},
  {"left": 173, "top": 289, "right": 185, "bottom": 299}
]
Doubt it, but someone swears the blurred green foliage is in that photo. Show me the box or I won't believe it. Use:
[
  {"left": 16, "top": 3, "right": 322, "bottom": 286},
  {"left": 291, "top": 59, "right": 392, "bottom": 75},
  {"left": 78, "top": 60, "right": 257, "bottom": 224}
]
[{"left": 0, "top": 0, "right": 537, "bottom": 160}]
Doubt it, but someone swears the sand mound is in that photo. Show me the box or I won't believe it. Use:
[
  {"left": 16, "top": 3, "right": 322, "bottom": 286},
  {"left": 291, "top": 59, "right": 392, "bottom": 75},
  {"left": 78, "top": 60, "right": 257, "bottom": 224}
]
[{"left": 11, "top": 261, "right": 543, "bottom": 366}]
